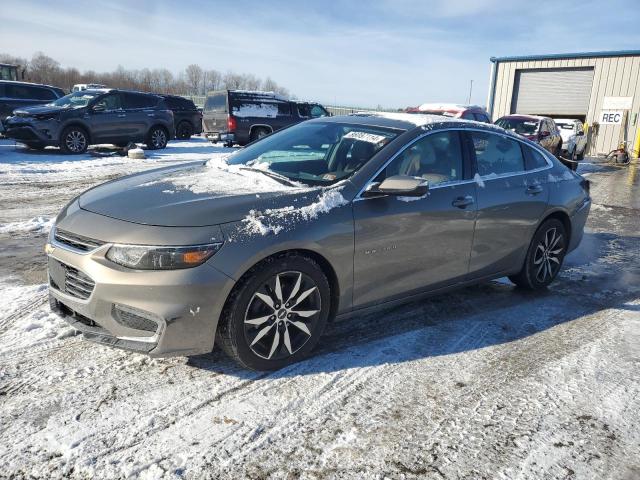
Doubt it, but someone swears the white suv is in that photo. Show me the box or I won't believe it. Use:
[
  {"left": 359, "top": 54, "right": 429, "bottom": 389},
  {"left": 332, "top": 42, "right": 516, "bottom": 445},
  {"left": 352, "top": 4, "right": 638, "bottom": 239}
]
[{"left": 555, "top": 118, "right": 587, "bottom": 163}]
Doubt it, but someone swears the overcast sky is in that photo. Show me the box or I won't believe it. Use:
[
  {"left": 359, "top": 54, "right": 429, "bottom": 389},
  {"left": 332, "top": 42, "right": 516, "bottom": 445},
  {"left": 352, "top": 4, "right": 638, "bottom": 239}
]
[{"left": 2, "top": 0, "right": 640, "bottom": 108}]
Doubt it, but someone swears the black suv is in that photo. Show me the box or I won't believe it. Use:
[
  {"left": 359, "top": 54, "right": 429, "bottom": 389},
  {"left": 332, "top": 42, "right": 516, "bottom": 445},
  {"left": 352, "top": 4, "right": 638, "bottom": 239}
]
[
  {"left": 160, "top": 95, "right": 203, "bottom": 139},
  {"left": 202, "top": 90, "right": 329, "bottom": 146},
  {"left": 4, "top": 89, "right": 175, "bottom": 154},
  {"left": 0, "top": 80, "right": 65, "bottom": 122}
]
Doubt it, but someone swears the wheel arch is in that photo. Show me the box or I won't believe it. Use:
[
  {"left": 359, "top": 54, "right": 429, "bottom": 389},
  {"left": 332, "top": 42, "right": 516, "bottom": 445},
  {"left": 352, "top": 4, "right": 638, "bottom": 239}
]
[
  {"left": 539, "top": 209, "right": 572, "bottom": 246},
  {"left": 221, "top": 248, "right": 341, "bottom": 323},
  {"left": 60, "top": 121, "right": 92, "bottom": 144},
  {"left": 249, "top": 124, "right": 273, "bottom": 138}
]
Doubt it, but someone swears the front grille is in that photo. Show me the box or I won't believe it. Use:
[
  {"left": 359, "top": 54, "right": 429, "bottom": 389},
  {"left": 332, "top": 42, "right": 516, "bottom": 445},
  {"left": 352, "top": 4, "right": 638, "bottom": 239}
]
[
  {"left": 64, "top": 265, "right": 95, "bottom": 300},
  {"left": 54, "top": 228, "right": 105, "bottom": 252},
  {"left": 50, "top": 259, "right": 96, "bottom": 300}
]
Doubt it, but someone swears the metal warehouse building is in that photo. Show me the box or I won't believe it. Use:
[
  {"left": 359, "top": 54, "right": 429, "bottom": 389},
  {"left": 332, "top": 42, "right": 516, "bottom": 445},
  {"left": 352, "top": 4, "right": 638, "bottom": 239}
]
[{"left": 487, "top": 50, "right": 640, "bottom": 157}]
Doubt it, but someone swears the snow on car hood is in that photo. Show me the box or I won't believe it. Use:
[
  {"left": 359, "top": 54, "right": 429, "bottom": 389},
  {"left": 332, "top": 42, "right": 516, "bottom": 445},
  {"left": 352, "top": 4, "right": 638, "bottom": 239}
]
[{"left": 78, "top": 160, "right": 322, "bottom": 227}]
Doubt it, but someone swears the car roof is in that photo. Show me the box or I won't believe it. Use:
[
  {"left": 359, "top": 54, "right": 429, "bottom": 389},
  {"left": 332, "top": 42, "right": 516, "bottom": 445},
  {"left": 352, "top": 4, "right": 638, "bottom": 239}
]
[
  {"left": 498, "top": 114, "right": 546, "bottom": 121},
  {"left": 82, "top": 88, "right": 162, "bottom": 97},
  {"left": 554, "top": 118, "right": 581, "bottom": 123},
  {"left": 0, "top": 79, "right": 63, "bottom": 90},
  {"left": 417, "top": 103, "right": 486, "bottom": 113},
  {"left": 309, "top": 111, "right": 474, "bottom": 131}
]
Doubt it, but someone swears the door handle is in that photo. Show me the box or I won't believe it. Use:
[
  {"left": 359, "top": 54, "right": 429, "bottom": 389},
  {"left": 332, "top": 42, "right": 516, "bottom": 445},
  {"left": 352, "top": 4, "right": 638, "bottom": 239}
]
[
  {"left": 117, "top": 114, "right": 126, "bottom": 118},
  {"left": 526, "top": 185, "right": 544, "bottom": 195},
  {"left": 147, "top": 113, "right": 155, "bottom": 117},
  {"left": 452, "top": 195, "right": 474, "bottom": 208}
]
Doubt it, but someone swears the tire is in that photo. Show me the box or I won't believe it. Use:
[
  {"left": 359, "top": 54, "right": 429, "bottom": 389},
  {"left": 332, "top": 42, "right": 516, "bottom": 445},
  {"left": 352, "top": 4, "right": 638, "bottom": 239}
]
[
  {"left": 146, "top": 126, "right": 168, "bottom": 150},
  {"left": 216, "top": 254, "right": 331, "bottom": 371},
  {"left": 569, "top": 148, "right": 578, "bottom": 171},
  {"left": 577, "top": 147, "right": 585, "bottom": 161},
  {"left": 250, "top": 127, "right": 270, "bottom": 143},
  {"left": 176, "top": 121, "right": 193, "bottom": 140},
  {"left": 509, "top": 218, "right": 567, "bottom": 290},
  {"left": 59, "top": 126, "right": 89, "bottom": 154}
]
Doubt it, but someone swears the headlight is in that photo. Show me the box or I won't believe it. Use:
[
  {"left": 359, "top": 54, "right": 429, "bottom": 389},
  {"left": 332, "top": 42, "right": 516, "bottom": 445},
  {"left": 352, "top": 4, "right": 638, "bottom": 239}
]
[{"left": 106, "top": 243, "right": 222, "bottom": 270}]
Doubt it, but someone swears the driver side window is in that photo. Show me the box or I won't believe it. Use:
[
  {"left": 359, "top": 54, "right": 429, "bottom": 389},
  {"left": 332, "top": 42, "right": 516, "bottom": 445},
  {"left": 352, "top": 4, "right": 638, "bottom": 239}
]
[
  {"left": 381, "top": 130, "right": 463, "bottom": 186},
  {"left": 94, "top": 93, "right": 122, "bottom": 111}
]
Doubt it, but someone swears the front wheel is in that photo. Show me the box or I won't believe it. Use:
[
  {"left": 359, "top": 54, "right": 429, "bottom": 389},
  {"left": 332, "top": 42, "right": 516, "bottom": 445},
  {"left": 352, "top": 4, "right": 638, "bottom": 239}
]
[
  {"left": 59, "top": 126, "right": 89, "bottom": 154},
  {"left": 509, "top": 218, "right": 567, "bottom": 289},
  {"left": 216, "top": 254, "right": 331, "bottom": 371},
  {"left": 146, "top": 126, "right": 168, "bottom": 150}
]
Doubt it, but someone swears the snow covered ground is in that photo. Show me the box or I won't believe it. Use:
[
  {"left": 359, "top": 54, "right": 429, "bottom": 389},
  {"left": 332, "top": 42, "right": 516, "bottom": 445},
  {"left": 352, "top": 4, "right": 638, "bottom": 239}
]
[{"left": 0, "top": 141, "right": 638, "bottom": 479}]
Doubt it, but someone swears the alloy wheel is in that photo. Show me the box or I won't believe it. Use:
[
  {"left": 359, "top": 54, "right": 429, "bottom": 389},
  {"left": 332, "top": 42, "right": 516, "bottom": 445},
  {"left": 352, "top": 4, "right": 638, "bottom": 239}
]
[
  {"left": 65, "top": 130, "right": 87, "bottom": 153},
  {"left": 243, "top": 271, "right": 321, "bottom": 360},
  {"left": 533, "top": 227, "right": 564, "bottom": 283},
  {"left": 151, "top": 129, "right": 167, "bottom": 148}
]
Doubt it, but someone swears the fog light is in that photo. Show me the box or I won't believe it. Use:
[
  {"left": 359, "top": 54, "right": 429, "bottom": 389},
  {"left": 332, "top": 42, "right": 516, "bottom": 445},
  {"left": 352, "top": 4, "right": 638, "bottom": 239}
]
[{"left": 112, "top": 304, "right": 159, "bottom": 333}]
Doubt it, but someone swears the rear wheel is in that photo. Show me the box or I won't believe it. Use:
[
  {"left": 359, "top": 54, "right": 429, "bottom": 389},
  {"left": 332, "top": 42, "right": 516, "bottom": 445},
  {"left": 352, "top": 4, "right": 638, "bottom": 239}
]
[
  {"left": 176, "top": 121, "right": 193, "bottom": 140},
  {"left": 146, "top": 126, "right": 168, "bottom": 149},
  {"left": 59, "top": 126, "right": 89, "bottom": 154},
  {"left": 216, "top": 254, "right": 330, "bottom": 371},
  {"left": 569, "top": 148, "right": 578, "bottom": 170},
  {"left": 509, "top": 218, "right": 567, "bottom": 289},
  {"left": 577, "top": 147, "right": 585, "bottom": 161},
  {"left": 250, "top": 127, "right": 270, "bottom": 143}
]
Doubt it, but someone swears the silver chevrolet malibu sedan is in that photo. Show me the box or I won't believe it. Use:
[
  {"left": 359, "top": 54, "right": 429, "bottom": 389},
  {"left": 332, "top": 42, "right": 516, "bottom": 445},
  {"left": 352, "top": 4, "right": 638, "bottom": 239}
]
[{"left": 47, "top": 113, "right": 591, "bottom": 370}]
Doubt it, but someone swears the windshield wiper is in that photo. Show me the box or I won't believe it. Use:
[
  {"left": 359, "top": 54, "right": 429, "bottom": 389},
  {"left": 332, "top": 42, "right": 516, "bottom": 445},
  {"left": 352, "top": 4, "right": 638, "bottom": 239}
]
[{"left": 238, "top": 166, "right": 299, "bottom": 187}]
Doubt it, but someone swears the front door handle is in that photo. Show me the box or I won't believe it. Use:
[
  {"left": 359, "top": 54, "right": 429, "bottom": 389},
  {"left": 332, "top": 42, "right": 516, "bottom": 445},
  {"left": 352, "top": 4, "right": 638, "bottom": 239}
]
[
  {"left": 452, "top": 195, "right": 474, "bottom": 208},
  {"left": 117, "top": 114, "right": 126, "bottom": 118},
  {"left": 526, "top": 185, "right": 544, "bottom": 195}
]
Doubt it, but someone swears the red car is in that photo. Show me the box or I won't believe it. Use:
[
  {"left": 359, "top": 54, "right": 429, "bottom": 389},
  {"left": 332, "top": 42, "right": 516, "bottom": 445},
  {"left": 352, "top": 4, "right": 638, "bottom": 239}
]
[
  {"left": 406, "top": 103, "right": 491, "bottom": 123},
  {"left": 494, "top": 115, "right": 568, "bottom": 168}
]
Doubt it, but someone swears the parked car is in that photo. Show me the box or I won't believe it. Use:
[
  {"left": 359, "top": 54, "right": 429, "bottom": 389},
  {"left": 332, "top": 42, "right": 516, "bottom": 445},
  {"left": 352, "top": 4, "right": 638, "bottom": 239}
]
[
  {"left": 4, "top": 89, "right": 174, "bottom": 153},
  {"left": 494, "top": 115, "right": 568, "bottom": 168},
  {"left": 406, "top": 103, "right": 491, "bottom": 123},
  {"left": 202, "top": 90, "right": 329, "bottom": 146},
  {"left": 555, "top": 118, "right": 588, "bottom": 164},
  {"left": 73, "top": 83, "right": 107, "bottom": 92},
  {"left": 160, "top": 95, "right": 203, "bottom": 139},
  {"left": 0, "top": 80, "right": 65, "bottom": 123},
  {"left": 46, "top": 113, "right": 590, "bottom": 370}
]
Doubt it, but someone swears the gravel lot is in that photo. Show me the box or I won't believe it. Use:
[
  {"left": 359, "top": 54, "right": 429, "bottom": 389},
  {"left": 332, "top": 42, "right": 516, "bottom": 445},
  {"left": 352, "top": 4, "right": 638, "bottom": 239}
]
[{"left": 0, "top": 138, "right": 638, "bottom": 479}]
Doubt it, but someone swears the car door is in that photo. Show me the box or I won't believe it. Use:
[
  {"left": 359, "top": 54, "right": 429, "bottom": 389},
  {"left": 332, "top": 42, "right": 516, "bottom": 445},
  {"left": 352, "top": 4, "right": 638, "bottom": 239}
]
[
  {"left": 352, "top": 129, "right": 477, "bottom": 307},
  {"left": 122, "top": 92, "right": 156, "bottom": 141},
  {"left": 87, "top": 93, "right": 126, "bottom": 142},
  {"left": 465, "top": 130, "right": 550, "bottom": 278}
]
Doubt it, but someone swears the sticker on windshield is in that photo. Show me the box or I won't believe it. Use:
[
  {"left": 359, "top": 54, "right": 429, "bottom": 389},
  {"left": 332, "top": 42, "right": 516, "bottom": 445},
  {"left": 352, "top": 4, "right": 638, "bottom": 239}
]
[{"left": 343, "top": 131, "right": 388, "bottom": 145}]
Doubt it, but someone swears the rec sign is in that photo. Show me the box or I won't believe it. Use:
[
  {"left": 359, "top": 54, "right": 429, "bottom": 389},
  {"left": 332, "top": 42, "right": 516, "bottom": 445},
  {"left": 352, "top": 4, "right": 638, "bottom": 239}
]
[{"left": 599, "top": 111, "right": 623, "bottom": 125}]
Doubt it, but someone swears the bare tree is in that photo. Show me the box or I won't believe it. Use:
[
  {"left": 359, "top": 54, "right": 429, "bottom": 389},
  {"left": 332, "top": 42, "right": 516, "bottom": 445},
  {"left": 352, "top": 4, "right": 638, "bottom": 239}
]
[
  {"left": 223, "top": 71, "right": 244, "bottom": 90},
  {"left": 203, "top": 69, "right": 222, "bottom": 93},
  {"left": 185, "top": 64, "right": 203, "bottom": 95}
]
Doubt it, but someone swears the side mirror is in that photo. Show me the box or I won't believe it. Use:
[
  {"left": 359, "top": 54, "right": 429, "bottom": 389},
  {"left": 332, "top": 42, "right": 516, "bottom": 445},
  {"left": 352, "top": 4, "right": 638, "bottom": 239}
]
[
  {"left": 363, "top": 175, "right": 429, "bottom": 198},
  {"left": 539, "top": 130, "right": 550, "bottom": 138},
  {"left": 91, "top": 104, "right": 106, "bottom": 113},
  {"left": 576, "top": 131, "right": 584, "bottom": 136}
]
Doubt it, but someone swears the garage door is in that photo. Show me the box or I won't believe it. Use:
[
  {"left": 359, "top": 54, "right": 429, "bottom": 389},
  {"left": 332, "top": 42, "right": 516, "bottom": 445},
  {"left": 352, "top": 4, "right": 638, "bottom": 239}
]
[{"left": 511, "top": 67, "right": 594, "bottom": 116}]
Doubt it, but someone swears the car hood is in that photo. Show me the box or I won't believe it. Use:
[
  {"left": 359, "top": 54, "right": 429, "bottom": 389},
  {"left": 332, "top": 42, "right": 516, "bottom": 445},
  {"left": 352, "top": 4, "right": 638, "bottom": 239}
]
[
  {"left": 13, "top": 104, "right": 72, "bottom": 117},
  {"left": 78, "top": 160, "right": 322, "bottom": 227}
]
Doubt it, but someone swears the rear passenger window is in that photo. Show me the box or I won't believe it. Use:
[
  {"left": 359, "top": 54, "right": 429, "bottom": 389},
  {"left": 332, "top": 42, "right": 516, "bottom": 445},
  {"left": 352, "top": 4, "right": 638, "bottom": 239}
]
[
  {"left": 6, "top": 84, "right": 36, "bottom": 99},
  {"left": 524, "top": 145, "right": 549, "bottom": 170},
  {"left": 473, "top": 113, "right": 489, "bottom": 123},
  {"left": 124, "top": 93, "right": 158, "bottom": 109},
  {"left": 469, "top": 131, "right": 525, "bottom": 176},
  {"left": 277, "top": 102, "right": 292, "bottom": 116},
  {"left": 461, "top": 111, "right": 474, "bottom": 120}
]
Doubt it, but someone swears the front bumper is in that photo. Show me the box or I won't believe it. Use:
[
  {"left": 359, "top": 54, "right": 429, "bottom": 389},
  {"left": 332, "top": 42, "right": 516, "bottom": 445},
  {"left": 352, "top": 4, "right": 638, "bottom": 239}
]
[
  {"left": 47, "top": 236, "right": 235, "bottom": 357},
  {"left": 568, "top": 197, "right": 591, "bottom": 253},
  {"left": 4, "top": 122, "right": 57, "bottom": 146}
]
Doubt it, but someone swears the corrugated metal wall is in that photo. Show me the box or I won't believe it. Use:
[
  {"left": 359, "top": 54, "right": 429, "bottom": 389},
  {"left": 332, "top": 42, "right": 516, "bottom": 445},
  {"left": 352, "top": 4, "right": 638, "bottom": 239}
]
[{"left": 489, "top": 54, "right": 640, "bottom": 156}]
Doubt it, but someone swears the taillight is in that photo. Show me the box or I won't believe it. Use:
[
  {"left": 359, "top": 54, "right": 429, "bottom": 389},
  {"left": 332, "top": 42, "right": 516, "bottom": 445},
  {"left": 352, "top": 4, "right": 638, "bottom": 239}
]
[{"left": 227, "top": 115, "right": 236, "bottom": 132}]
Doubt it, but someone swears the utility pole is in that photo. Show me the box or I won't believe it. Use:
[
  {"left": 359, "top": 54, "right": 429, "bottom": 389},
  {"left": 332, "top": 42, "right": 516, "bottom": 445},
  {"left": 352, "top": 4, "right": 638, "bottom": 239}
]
[{"left": 467, "top": 80, "right": 473, "bottom": 105}]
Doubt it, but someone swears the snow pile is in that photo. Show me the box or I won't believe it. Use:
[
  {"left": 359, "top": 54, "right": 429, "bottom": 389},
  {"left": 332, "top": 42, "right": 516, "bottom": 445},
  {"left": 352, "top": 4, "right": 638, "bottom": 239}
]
[
  {"left": 0, "top": 216, "right": 54, "bottom": 234},
  {"left": 158, "top": 157, "right": 301, "bottom": 196},
  {"left": 242, "top": 188, "right": 348, "bottom": 236},
  {"left": 232, "top": 103, "right": 278, "bottom": 118}
]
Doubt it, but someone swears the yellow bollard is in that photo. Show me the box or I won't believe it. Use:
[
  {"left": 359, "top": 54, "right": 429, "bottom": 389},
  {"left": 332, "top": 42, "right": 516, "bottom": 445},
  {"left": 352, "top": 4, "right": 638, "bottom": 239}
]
[{"left": 633, "top": 126, "right": 640, "bottom": 159}]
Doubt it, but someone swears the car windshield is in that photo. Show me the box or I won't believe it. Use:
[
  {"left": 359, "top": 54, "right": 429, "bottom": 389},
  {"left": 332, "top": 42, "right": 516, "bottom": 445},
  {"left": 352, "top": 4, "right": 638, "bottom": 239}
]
[
  {"left": 226, "top": 121, "right": 401, "bottom": 185},
  {"left": 49, "top": 91, "right": 102, "bottom": 108},
  {"left": 556, "top": 122, "right": 574, "bottom": 130},
  {"left": 496, "top": 118, "right": 539, "bottom": 135}
]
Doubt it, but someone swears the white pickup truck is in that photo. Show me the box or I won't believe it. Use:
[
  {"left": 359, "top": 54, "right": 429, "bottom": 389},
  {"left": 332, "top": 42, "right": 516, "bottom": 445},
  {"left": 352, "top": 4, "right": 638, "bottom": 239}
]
[{"left": 555, "top": 118, "right": 588, "bottom": 163}]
